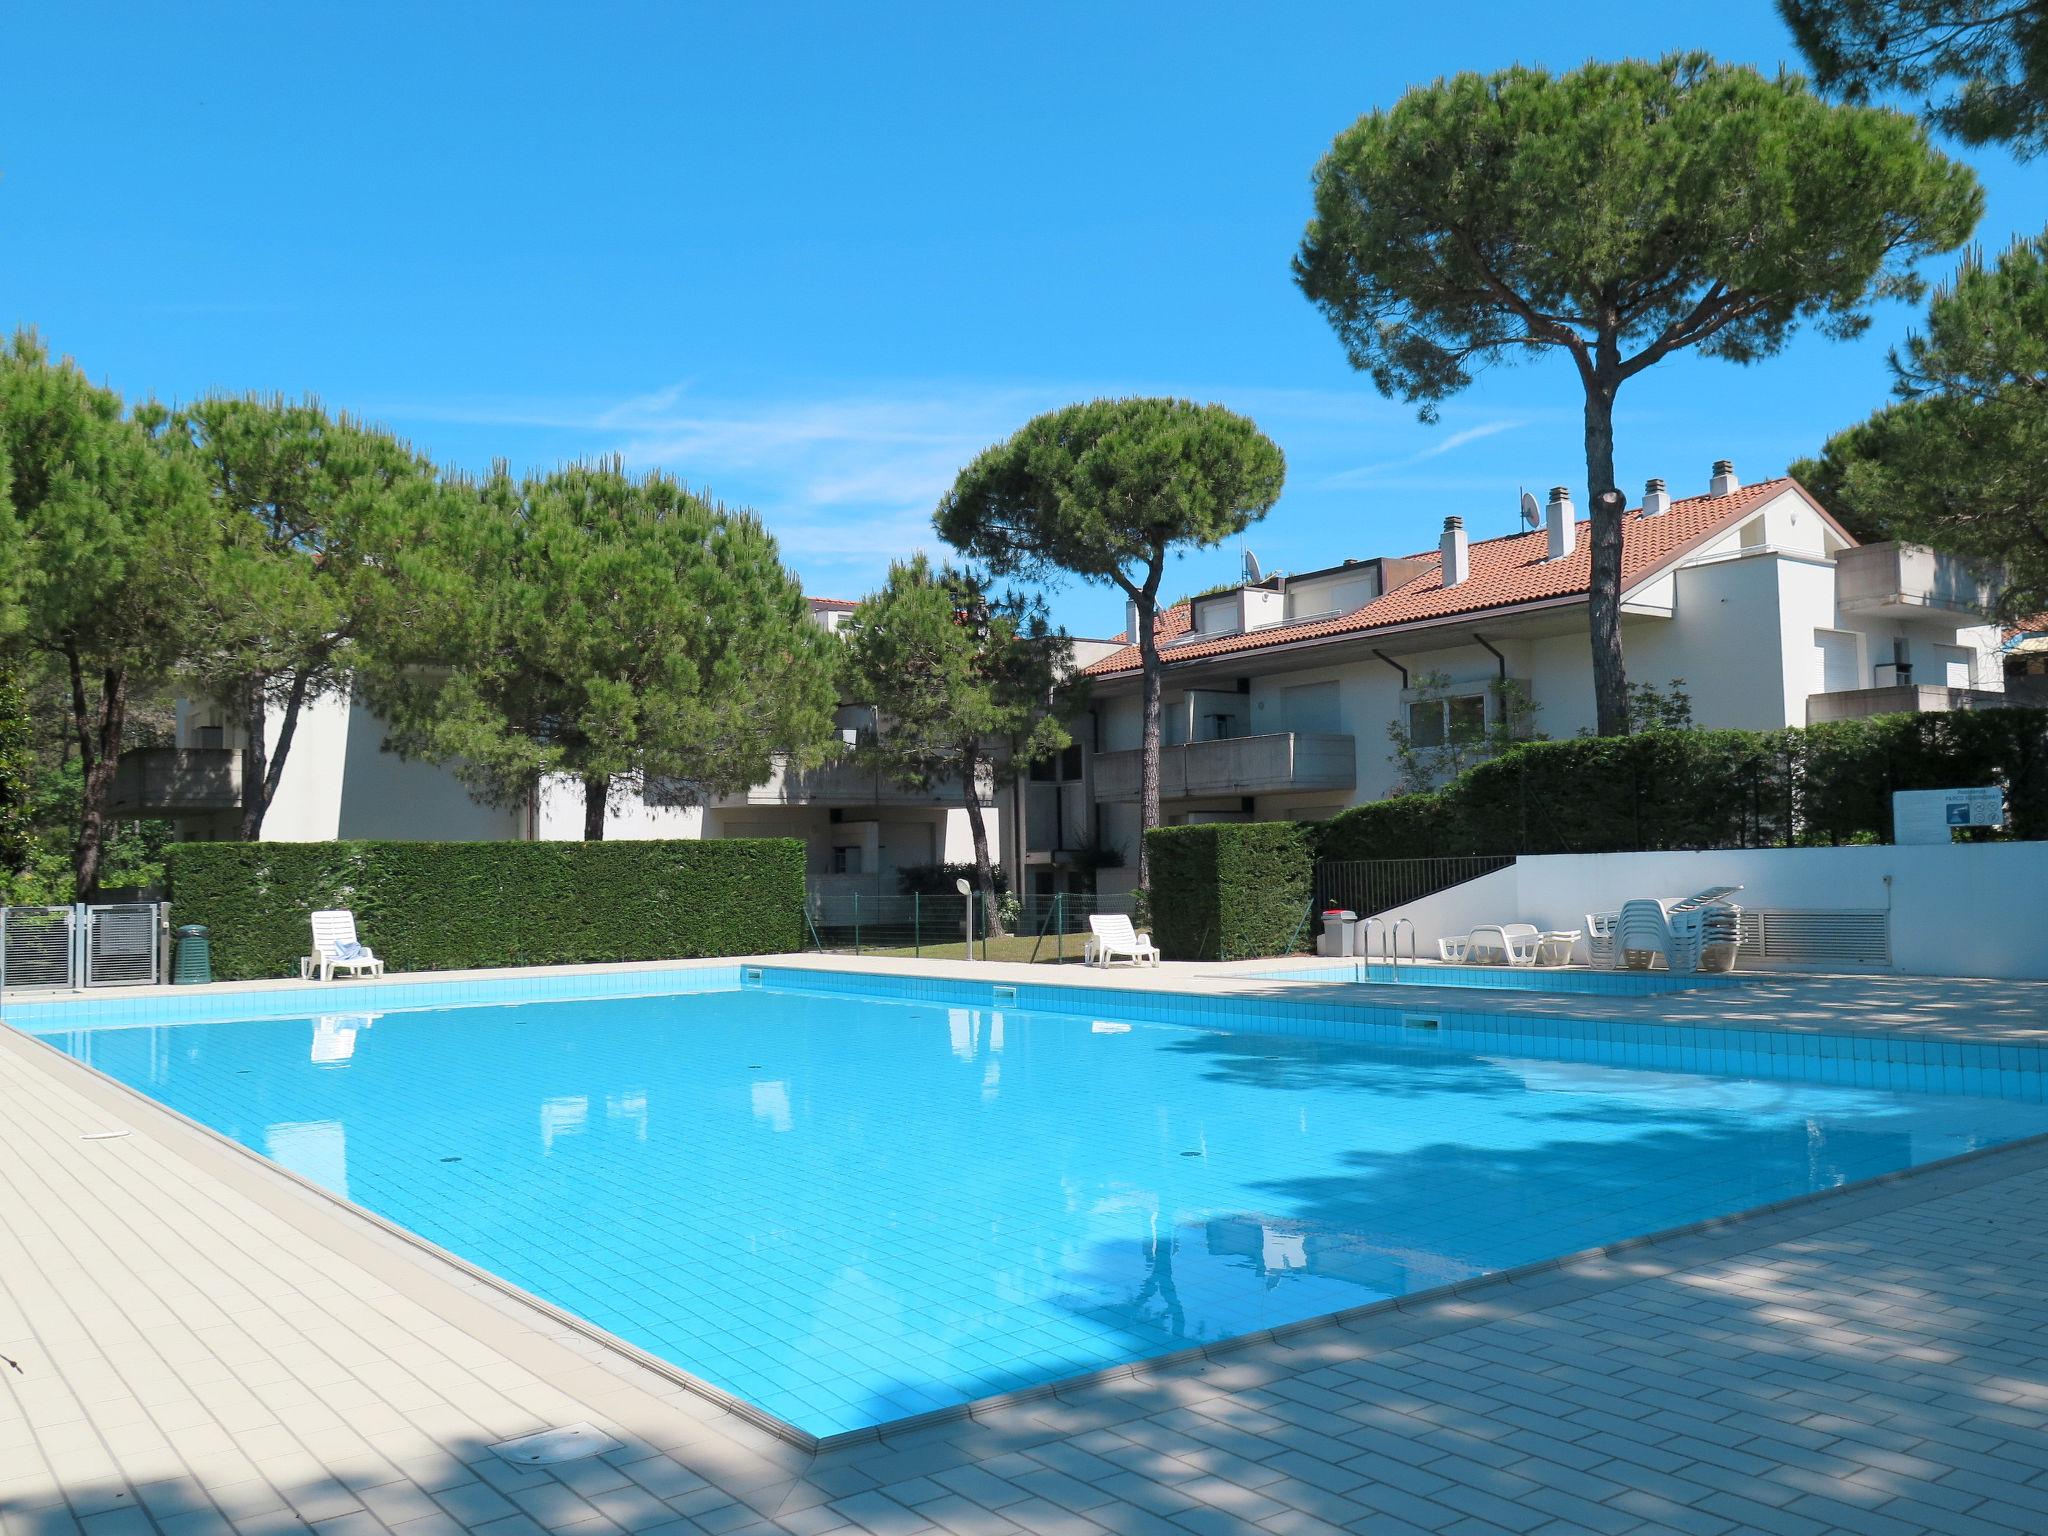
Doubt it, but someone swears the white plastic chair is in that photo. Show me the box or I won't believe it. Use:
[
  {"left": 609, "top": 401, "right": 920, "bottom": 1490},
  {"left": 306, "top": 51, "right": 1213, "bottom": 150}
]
[
  {"left": 301, "top": 910, "right": 385, "bottom": 982},
  {"left": 1465, "top": 923, "right": 1542, "bottom": 966},
  {"left": 1586, "top": 912, "right": 1620, "bottom": 969},
  {"left": 1085, "top": 914, "right": 1159, "bottom": 968},
  {"left": 1616, "top": 887, "right": 1743, "bottom": 973}
]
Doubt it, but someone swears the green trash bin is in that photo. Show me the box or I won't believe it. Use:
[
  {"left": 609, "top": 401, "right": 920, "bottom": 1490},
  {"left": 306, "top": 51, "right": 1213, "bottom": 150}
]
[{"left": 173, "top": 924, "right": 211, "bottom": 985}]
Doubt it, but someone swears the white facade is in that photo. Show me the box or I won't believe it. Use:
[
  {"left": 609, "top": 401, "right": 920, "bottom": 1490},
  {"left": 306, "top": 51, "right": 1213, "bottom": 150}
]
[
  {"left": 1062, "top": 472, "right": 2005, "bottom": 894},
  {"left": 152, "top": 599, "right": 1001, "bottom": 895}
]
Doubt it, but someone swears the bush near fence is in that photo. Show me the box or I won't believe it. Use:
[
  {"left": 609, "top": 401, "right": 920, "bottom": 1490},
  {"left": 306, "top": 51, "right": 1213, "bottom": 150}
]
[
  {"left": 166, "top": 838, "right": 807, "bottom": 981},
  {"left": 1318, "top": 708, "right": 2048, "bottom": 862},
  {"left": 1144, "top": 823, "right": 1312, "bottom": 961}
]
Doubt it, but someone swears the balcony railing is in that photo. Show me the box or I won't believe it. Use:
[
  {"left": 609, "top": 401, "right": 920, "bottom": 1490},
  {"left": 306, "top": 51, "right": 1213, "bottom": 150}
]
[
  {"left": 1805, "top": 685, "right": 2008, "bottom": 725},
  {"left": 1836, "top": 541, "right": 2000, "bottom": 619},
  {"left": 1093, "top": 732, "right": 1355, "bottom": 803},
  {"left": 109, "top": 747, "right": 242, "bottom": 818},
  {"left": 712, "top": 754, "right": 993, "bottom": 808}
]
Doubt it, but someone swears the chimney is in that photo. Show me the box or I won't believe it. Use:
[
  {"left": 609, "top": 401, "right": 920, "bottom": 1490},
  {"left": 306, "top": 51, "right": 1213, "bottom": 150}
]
[
  {"left": 1439, "top": 515, "right": 1469, "bottom": 587},
  {"left": 1641, "top": 476, "right": 1671, "bottom": 517},
  {"left": 1709, "top": 459, "right": 1739, "bottom": 496},
  {"left": 1544, "top": 485, "right": 1574, "bottom": 561},
  {"left": 1124, "top": 598, "right": 1142, "bottom": 644}
]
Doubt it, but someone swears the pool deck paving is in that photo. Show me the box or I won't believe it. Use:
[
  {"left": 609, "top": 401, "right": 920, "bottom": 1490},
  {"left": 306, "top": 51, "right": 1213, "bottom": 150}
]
[{"left": 3, "top": 958, "right": 2048, "bottom": 1536}]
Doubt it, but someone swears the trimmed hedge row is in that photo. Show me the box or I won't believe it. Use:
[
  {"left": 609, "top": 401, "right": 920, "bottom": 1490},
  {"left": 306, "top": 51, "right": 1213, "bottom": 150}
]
[
  {"left": 166, "top": 838, "right": 807, "bottom": 981},
  {"left": 1144, "top": 822, "right": 1312, "bottom": 961},
  {"left": 1319, "top": 708, "right": 2048, "bottom": 862}
]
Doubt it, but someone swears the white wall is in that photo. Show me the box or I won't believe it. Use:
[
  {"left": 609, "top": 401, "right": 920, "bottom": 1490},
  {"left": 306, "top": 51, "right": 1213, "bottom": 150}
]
[
  {"left": 334, "top": 701, "right": 526, "bottom": 841},
  {"left": 534, "top": 777, "right": 703, "bottom": 840},
  {"left": 1374, "top": 843, "right": 2048, "bottom": 981}
]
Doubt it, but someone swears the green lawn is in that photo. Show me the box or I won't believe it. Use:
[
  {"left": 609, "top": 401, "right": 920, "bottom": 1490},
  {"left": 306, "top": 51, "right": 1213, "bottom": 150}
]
[{"left": 850, "top": 935, "right": 1094, "bottom": 964}]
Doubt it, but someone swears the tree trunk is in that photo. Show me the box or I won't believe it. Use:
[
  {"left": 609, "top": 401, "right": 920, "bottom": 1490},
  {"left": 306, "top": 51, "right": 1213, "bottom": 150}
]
[
  {"left": 1583, "top": 379, "right": 1630, "bottom": 736},
  {"left": 238, "top": 675, "right": 269, "bottom": 842},
  {"left": 67, "top": 650, "right": 128, "bottom": 902},
  {"left": 581, "top": 773, "right": 609, "bottom": 840},
  {"left": 961, "top": 743, "right": 1004, "bottom": 937},
  {"left": 1136, "top": 601, "right": 1164, "bottom": 893},
  {"left": 256, "top": 669, "right": 313, "bottom": 839}
]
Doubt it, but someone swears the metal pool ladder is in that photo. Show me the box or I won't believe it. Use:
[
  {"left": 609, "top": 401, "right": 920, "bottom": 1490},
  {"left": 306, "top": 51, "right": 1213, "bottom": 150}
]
[{"left": 1360, "top": 916, "right": 1417, "bottom": 981}]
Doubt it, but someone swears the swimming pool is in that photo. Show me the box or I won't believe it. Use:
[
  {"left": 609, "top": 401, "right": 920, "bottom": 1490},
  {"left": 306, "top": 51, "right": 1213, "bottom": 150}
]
[{"left": 18, "top": 969, "right": 2048, "bottom": 1443}]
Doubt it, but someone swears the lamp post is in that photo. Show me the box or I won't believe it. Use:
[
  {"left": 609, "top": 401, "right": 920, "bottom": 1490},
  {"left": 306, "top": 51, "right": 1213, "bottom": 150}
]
[{"left": 956, "top": 876, "right": 975, "bottom": 961}]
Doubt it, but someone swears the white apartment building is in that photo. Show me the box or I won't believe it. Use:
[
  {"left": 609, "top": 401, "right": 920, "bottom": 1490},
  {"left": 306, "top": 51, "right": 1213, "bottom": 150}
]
[
  {"left": 1029, "top": 463, "right": 2005, "bottom": 897},
  {"left": 113, "top": 598, "right": 1000, "bottom": 901}
]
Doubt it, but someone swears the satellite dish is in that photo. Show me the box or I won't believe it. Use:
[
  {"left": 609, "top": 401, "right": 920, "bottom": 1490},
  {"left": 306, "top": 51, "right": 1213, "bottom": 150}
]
[
  {"left": 1242, "top": 549, "right": 1264, "bottom": 585},
  {"left": 1520, "top": 490, "right": 1542, "bottom": 530}
]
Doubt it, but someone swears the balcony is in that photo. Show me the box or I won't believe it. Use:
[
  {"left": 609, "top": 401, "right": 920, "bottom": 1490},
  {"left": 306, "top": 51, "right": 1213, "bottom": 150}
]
[
  {"left": 1806, "top": 685, "right": 2008, "bottom": 725},
  {"left": 1836, "top": 542, "right": 2000, "bottom": 620},
  {"left": 712, "top": 754, "right": 992, "bottom": 809},
  {"left": 1093, "top": 732, "right": 1355, "bottom": 803},
  {"left": 109, "top": 747, "right": 242, "bottom": 817}
]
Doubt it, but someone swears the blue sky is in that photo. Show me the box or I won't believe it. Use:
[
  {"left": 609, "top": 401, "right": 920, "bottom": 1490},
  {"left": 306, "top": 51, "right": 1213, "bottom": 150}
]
[{"left": 5, "top": 2, "right": 2045, "bottom": 635}]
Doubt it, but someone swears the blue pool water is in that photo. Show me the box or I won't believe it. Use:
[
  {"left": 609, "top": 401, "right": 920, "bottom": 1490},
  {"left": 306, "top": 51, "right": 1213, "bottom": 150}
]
[{"left": 35, "top": 979, "right": 2048, "bottom": 1439}]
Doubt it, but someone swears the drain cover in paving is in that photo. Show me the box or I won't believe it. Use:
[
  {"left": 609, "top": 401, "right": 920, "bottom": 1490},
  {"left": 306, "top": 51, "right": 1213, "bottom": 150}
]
[{"left": 489, "top": 1422, "right": 621, "bottom": 1465}]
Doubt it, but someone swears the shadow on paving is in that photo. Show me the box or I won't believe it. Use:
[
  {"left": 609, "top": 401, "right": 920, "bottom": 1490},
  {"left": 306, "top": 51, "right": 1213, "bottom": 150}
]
[{"left": 8, "top": 1150, "right": 2048, "bottom": 1536}]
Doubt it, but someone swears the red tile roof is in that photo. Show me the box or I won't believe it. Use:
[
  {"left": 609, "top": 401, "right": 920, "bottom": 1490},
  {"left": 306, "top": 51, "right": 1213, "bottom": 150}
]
[
  {"left": 1083, "top": 478, "right": 1814, "bottom": 678},
  {"left": 807, "top": 596, "right": 858, "bottom": 612}
]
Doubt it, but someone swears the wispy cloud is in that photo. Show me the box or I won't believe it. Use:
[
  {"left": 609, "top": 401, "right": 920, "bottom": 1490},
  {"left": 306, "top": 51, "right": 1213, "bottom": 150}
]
[
  {"left": 1321, "top": 417, "right": 1527, "bottom": 487},
  {"left": 371, "top": 380, "right": 1561, "bottom": 618}
]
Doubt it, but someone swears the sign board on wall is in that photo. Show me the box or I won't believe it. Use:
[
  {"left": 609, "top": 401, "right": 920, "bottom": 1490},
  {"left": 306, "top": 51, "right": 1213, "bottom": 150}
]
[{"left": 1892, "top": 786, "right": 2005, "bottom": 845}]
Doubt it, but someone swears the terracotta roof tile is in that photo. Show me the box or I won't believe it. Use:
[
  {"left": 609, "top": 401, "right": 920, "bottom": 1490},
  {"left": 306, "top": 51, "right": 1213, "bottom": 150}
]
[
  {"left": 1083, "top": 479, "right": 1802, "bottom": 678},
  {"left": 807, "top": 596, "right": 858, "bottom": 612}
]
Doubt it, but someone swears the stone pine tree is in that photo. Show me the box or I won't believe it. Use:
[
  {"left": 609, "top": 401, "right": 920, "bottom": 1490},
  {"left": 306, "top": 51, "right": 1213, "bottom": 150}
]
[
  {"left": 1294, "top": 53, "right": 1981, "bottom": 735},
  {"left": 0, "top": 667, "right": 33, "bottom": 899},
  {"left": 935, "top": 398, "right": 1284, "bottom": 892},
  {"left": 144, "top": 395, "right": 438, "bottom": 839},
  {"left": 838, "top": 555, "right": 1074, "bottom": 934},
  {"left": 361, "top": 460, "right": 840, "bottom": 838},
  {"left": 1794, "top": 230, "right": 2048, "bottom": 621},
  {"left": 1782, "top": 0, "right": 2048, "bottom": 155},
  {"left": 0, "top": 331, "right": 214, "bottom": 898}
]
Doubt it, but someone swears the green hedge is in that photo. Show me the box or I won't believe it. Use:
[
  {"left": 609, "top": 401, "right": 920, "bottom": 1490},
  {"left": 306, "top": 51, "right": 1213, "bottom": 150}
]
[
  {"left": 1144, "top": 822, "right": 1312, "bottom": 961},
  {"left": 166, "top": 838, "right": 807, "bottom": 981},
  {"left": 1319, "top": 708, "right": 2048, "bottom": 862}
]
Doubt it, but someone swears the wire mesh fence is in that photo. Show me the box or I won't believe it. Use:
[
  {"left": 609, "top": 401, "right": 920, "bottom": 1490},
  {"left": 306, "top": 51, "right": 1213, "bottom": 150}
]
[{"left": 804, "top": 889, "right": 1139, "bottom": 963}]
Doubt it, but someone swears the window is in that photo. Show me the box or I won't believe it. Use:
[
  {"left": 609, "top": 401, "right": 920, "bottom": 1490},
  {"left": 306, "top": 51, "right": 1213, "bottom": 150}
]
[
  {"left": 831, "top": 846, "right": 863, "bottom": 876},
  {"left": 1407, "top": 693, "right": 1485, "bottom": 747},
  {"left": 196, "top": 724, "right": 225, "bottom": 749}
]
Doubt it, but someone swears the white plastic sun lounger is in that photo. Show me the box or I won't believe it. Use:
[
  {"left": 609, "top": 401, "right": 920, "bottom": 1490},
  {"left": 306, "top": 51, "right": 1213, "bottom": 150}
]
[
  {"left": 1085, "top": 913, "right": 1159, "bottom": 968},
  {"left": 1616, "top": 886, "right": 1744, "bottom": 973},
  {"left": 1464, "top": 922, "right": 1543, "bottom": 966},
  {"left": 302, "top": 910, "right": 386, "bottom": 982}
]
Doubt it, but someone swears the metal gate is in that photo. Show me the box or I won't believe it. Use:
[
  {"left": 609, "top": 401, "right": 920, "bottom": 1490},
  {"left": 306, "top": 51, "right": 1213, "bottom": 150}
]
[
  {"left": 1, "top": 903, "right": 164, "bottom": 991},
  {"left": 0, "top": 906, "right": 79, "bottom": 990},
  {"left": 84, "top": 903, "right": 162, "bottom": 987}
]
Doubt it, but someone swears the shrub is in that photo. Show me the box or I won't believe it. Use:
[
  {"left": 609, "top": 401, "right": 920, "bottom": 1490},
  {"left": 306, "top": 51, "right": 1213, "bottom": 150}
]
[
  {"left": 895, "top": 861, "right": 1010, "bottom": 896},
  {"left": 1144, "top": 822, "right": 1312, "bottom": 960},
  {"left": 165, "top": 838, "right": 806, "bottom": 981},
  {"left": 1316, "top": 706, "right": 2048, "bottom": 860}
]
